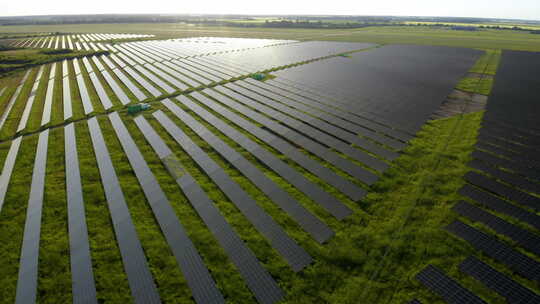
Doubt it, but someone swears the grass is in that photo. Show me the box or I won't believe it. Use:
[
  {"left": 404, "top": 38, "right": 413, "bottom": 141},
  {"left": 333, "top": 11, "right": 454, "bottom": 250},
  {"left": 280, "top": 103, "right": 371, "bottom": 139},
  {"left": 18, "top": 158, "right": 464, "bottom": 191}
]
[
  {"left": 456, "top": 77, "right": 493, "bottom": 95},
  {"left": 38, "top": 127, "right": 71, "bottom": 303},
  {"left": 0, "top": 67, "right": 40, "bottom": 137},
  {"left": 0, "top": 134, "right": 38, "bottom": 304},
  {"left": 456, "top": 49, "right": 500, "bottom": 95},
  {"left": 0, "top": 48, "right": 108, "bottom": 77},
  {"left": 470, "top": 49, "right": 501, "bottom": 75}
]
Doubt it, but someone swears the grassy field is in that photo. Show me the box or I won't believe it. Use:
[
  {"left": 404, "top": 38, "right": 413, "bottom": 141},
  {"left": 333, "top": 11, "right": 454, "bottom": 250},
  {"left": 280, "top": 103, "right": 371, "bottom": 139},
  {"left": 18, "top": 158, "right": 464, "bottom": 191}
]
[{"left": 1, "top": 23, "right": 540, "bottom": 51}]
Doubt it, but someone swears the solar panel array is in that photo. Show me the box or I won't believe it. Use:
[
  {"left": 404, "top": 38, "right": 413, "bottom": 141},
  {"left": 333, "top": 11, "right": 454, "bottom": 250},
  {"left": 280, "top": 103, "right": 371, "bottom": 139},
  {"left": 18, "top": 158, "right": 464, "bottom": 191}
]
[
  {"left": 10, "top": 33, "right": 154, "bottom": 50},
  {"left": 0, "top": 36, "right": 395, "bottom": 140},
  {"left": 413, "top": 50, "right": 540, "bottom": 303},
  {"left": 415, "top": 265, "right": 487, "bottom": 304},
  {"left": 133, "top": 115, "right": 285, "bottom": 304},
  {"left": 0, "top": 38, "right": 489, "bottom": 303},
  {"left": 460, "top": 256, "right": 540, "bottom": 304},
  {"left": 272, "top": 45, "right": 483, "bottom": 134},
  {"left": 87, "top": 117, "right": 161, "bottom": 303}
]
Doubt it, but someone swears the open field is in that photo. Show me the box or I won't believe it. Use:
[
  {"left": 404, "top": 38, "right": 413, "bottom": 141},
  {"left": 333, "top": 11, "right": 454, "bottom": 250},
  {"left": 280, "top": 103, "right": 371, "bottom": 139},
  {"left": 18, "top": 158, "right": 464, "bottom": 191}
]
[{"left": 0, "top": 23, "right": 539, "bottom": 304}]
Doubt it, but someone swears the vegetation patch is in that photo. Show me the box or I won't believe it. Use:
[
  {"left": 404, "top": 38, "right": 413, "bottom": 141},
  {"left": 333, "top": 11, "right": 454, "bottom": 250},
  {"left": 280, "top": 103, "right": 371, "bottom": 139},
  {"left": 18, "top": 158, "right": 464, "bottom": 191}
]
[
  {"left": 0, "top": 48, "right": 109, "bottom": 77},
  {"left": 456, "top": 77, "right": 493, "bottom": 95}
]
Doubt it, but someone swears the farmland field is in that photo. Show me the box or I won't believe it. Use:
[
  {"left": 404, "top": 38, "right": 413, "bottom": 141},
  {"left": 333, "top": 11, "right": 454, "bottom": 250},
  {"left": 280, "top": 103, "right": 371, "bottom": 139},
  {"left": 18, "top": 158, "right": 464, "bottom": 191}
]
[{"left": 0, "top": 22, "right": 539, "bottom": 304}]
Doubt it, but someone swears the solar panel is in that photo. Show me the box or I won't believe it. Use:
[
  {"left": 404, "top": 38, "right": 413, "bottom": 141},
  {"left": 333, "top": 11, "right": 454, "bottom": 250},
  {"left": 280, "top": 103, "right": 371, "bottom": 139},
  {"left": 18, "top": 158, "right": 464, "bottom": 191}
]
[
  {"left": 199, "top": 89, "right": 366, "bottom": 201},
  {"left": 453, "top": 201, "right": 540, "bottom": 256},
  {"left": 212, "top": 86, "right": 379, "bottom": 184},
  {"left": 111, "top": 68, "right": 147, "bottom": 101},
  {"left": 133, "top": 115, "right": 285, "bottom": 304},
  {"left": 100, "top": 70, "right": 130, "bottom": 105},
  {"left": 15, "top": 130, "right": 49, "bottom": 304},
  {"left": 0, "top": 137, "right": 23, "bottom": 214},
  {"left": 64, "top": 123, "right": 98, "bottom": 303},
  {"left": 480, "top": 124, "right": 540, "bottom": 149},
  {"left": 75, "top": 74, "right": 94, "bottom": 115},
  {"left": 41, "top": 70, "right": 55, "bottom": 126},
  {"left": 82, "top": 57, "right": 94, "bottom": 74},
  {"left": 225, "top": 83, "right": 389, "bottom": 172},
  {"left": 91, "top": 56, "right": 106, "bottom": 72},
  {"left": 244, "top": 78, "right": 405, "bottom": 151},
  {"left": 153, "top": 110, "right": 313, "bottom": 272},
  {"left": 123, "top": 66, "right": 161, "bottom": 97},
  {"left": 134, "top": 65, "right": 175, "bottom": 93},
  {"left": 158, "top": 61, "right": 201, "bottom": 88},
  {"left": 86, "top": 117, "right": 161, "bottom": 303},
  {"left": 0, "top": 69, "right": 32, "bottom": 131},
  {"left": 17, "top": 67, "right": 43, "bottom": 132},
  {"left": 63, "top": 76, "right": 72, "bottom": 120},
  {"left": 476, "top": 141, "right": 539, "bottom": 169},
  {"left": 468, "top": 159, "right": 540, "bottom": 195},
  {"left": 116, "top": 51, "right": 138, "bottom": 66},
  {"left": 110, "top": 54, "right": 128, "bottom": 68},
  {"left": 416, "top": 264, "right": 486, "bottom": 304},
  {"left": 177, "top": 60, "right": 222, "bottom": 83},
  {"left": 445, "top": 220, "right": 540, "bottom": 282},
  {"left": 121, "top": 46, "right": 148, "bottom": 65},
  {"left": 460, "top": 256, "right": 540, "bottom": 303},
  {"left": 142, "top": 63, "right": 189, "bottom": 91},
  {"left": 472, "top": 150, "right": 539, "bottom": 181},
  {"left": 89, "top": 72, "right": 113, "bottom": 109},
  {"left": 163, "top": 98, "right": 335, "bottom": 242},
  {"left": 464, "top": 171, "right": 540, "bottom": 211},
  {"left": 49, "top": 62, "right": 57, "bottom": 79},
  {"left": 182, "top": 59, "right": 228, "bottom": 80},
  {"left": 459, "top": 184, "right": 540, "bottom": 231},
  {"left": 108, "top": 112, "right": 224, "bottom": 303},
  {"left": 169, "top": 60, "right": 212, "bottom": 85},
  {"left": 101, "top": 55, "right": 117, "bottom": 70},
  {"left": 183, "top": 93, "right": 356, "bottom": 218},
  {"left": 267, "top": 78, "right": 414, "bottom": 142},
  {"left": 237, "top": 80, "right": 399, "bottom": 161},
  {"left": 73, "top": 58, "right": 81, "bottom": 75},
  {"left": 477, "top": 132, "right": 539, "bottom": 160}
]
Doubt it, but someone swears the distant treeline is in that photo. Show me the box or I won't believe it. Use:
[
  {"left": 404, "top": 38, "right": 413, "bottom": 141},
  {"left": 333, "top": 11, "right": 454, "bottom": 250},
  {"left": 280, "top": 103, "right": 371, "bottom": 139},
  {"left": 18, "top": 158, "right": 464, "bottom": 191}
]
[{"left": 1, "top": 14, "right": 539, "bottom": 32}]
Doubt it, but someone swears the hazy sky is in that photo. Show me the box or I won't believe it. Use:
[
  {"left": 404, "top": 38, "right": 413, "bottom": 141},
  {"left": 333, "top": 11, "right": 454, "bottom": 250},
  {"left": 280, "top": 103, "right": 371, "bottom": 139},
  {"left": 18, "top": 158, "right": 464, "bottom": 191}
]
[{"left": 3, "top": 0, "right": 540, "bottom": 21}]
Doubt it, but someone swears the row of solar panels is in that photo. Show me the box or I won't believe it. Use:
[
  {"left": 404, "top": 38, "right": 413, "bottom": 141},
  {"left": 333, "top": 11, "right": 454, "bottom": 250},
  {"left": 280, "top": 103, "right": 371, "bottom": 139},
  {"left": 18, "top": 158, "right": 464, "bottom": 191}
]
[
  {"left": 0, "top": 48, "right": 237, "bottom": 139},
  {"left": 1, "top": 40, "right": 380, "bottom": 141},
  {"left": 0, "top": 102, "right": 356, "bottom": 303},
  {"left": 413, "top": 50, "right": 540, "bottom": 303},
  {"left": 0, "top": 111, "right": 282, "bottom": 303},
  {"left": 10, "top": 33, "right": 153, "bottom": 49}
]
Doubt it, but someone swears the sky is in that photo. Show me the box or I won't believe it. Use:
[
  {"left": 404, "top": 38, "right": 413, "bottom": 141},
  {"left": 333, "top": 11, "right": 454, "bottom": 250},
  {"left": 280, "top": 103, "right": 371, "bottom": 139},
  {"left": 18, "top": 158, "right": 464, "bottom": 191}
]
[{"left": 2, "top": 0, "right": 540, "bottom": 21}]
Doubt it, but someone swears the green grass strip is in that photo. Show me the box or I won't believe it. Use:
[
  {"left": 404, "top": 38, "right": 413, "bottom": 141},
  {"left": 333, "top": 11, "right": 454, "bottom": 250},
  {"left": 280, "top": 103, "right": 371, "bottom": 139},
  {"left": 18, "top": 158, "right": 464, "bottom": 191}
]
[
  {"left": 0, "top": 134, "right": 38, "bottom": 303},
  {"left": 37, "top": 127, "right": 71, "bottom": 303}
]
